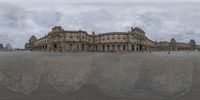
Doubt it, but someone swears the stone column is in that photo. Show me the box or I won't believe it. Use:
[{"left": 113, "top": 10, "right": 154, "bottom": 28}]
[{"left": 127, "top": 43, "right": 131, "bottom": 51}]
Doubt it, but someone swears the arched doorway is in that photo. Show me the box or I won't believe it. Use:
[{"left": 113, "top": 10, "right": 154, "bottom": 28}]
[
  {"left": 132, "top": 45, "right": 134, "bottom": 51},
  {"left": 54, "top": 44, "right": 57, "bottom": 52},
  {"left": 139, "top": 45, "right": 143, "bottom": 51}
]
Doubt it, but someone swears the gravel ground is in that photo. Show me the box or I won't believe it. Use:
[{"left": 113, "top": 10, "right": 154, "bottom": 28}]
[{"left": 0, "top": 51, "right": 199, "bottom": 100}]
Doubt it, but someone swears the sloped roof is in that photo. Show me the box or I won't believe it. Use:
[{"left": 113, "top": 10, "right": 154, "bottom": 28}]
[
  {"left": 170, "top": 38, "right": 176, "bottom": 43},
  {"left": 29, "top": 35, "right": 37, "bottom": 40},
  {"left": 132, "top": 27, "right": 145, "bottom": 34}
]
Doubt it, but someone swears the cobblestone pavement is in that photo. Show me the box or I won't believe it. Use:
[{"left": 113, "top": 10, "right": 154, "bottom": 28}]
[{"left": 0, "top": 51, "right": 199, "bottom": 100}]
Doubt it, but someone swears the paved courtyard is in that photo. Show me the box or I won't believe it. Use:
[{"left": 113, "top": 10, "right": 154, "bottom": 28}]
[{"left": 0, "top": 51, "right": 200, "bottom": 100}]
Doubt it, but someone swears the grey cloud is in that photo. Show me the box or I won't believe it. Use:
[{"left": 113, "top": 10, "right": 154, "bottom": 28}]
[
  {"left": 0, "top": 4, "right": 26, "bottom": 28},
  {"left": 27, "top": 11, "right": 62, "bottom": 27},
  {"left": 0, "top": 3, "right": 200, "bottom": 48}
]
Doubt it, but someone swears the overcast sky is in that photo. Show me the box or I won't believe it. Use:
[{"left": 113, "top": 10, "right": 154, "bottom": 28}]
[
  {"left": 0, "top": 0, "right": 200, "bottom": 48},
  {"left": 1, "top": 0, "right": 200, "bottom": 3}
]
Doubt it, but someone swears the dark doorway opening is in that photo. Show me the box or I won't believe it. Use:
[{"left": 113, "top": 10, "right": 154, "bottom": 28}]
[
  {"left": 82, "top": 44, "right": 85, "bottom": 51},
  {"left": 54, "top": 44, "right": 57, "bottom": 52},
  {"left": 107, "top": 45, "right": 110, "bottom": 50},
  {"left": 54, "top": 44, "right": 57, "bottom": 48},
  {"left": 139, "top": 45, "right": 142, "bottom": 51},
  {"left": 132, "top": 45, "right": 134, "bottom": 51}
]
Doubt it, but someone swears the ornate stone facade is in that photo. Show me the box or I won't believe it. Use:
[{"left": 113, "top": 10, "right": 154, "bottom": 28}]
[
  {"left": 27, "top": 26, "right": 196, "bottom": 52},
  {"left": 156, "top": 38, "right": 196, "bottom": 51}
]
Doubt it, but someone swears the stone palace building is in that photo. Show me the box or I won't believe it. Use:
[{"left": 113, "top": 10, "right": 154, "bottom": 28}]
[{"left": 26, "top": 26, "right": 197, "bottom": 52}]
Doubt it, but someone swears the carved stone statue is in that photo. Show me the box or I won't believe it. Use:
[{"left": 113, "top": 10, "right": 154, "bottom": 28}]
[
  {"left": 52, "top": 26, "right": 64, "bottom": 33},
  {"left": 131, "top": 27, "right": 134, "bottom": 32}
]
